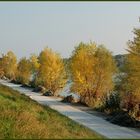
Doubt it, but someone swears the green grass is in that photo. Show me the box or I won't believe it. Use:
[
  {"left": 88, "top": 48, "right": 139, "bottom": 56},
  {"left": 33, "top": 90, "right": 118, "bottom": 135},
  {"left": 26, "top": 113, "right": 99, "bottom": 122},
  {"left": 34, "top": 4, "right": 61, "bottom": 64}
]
[{"left": 0, "top": 84, "right": 102, "bottom": 139}]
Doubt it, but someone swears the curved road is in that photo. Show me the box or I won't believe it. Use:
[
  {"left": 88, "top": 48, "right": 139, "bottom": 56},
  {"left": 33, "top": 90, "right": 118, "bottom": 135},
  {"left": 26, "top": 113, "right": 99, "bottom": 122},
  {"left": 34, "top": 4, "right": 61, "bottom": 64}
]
[{"left": 0, "top": 80, "right": 140, "bottom": 139}]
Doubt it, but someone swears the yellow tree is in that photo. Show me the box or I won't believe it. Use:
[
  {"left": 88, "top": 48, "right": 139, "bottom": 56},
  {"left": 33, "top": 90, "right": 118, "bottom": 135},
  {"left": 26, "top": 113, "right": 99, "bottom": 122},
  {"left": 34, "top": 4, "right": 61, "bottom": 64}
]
[
  {"left": 29, "top": 54, "right": 40, "bottom": 87},
  {"left": 29, "top": 54, "right": 40, "bottom": 73},
  {"left": 94, "top": 46, "right": 117, "bottom": 106},
  {"left": 120, "top": 28, "right": 140, "bottom": 120},
  {"left": 70, "top": 42, "right": 97, "bottom": 103},
  {"left": 35, "top": 48, "right": 67, "bottom": 95},
  {"left": 16, "top": 57, "right": 32, "bottom": 85},
  {"left": 1, "top": 51, "right": 17, "bottom": 80},
  {"left": 70, "top": 42, "right": 116, "bottom": 108}
]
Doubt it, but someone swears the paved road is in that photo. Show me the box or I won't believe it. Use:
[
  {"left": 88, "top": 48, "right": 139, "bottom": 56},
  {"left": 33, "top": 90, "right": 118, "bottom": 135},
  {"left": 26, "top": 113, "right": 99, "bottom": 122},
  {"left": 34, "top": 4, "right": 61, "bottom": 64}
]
[{"left": 0, "top": 79, "right": 140, "bottom": 139}]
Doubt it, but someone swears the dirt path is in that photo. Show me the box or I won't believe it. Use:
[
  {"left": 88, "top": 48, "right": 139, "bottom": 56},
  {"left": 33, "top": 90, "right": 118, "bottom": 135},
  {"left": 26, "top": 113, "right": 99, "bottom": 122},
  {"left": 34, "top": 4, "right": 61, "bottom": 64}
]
[{"left": 0, "top": 79, "right": 140, "bottom": 139}]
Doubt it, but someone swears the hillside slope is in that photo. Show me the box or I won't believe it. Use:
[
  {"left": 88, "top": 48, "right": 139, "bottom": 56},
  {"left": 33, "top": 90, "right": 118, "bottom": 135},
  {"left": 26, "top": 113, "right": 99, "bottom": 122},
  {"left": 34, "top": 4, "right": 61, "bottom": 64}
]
[{"left": 0, "top": 84, "right": 100, "bottom": 139}]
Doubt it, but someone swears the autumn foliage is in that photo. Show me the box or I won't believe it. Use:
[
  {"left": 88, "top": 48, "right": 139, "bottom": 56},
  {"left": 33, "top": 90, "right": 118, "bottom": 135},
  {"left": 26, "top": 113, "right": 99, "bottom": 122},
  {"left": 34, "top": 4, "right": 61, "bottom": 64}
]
[
  {"left": 16, "top": 57, "right": 32, "bottom": 85},
  {"left": 0, "top": 51, "right": 17, "bottom": 80},
  {"left": 35, "top": 48, "right": 67, "bottom": 95},
  {"left": 120, "top": 28, "right": 140, "bottom": 120},
  {"left": 70, "top": 42, "right": 116, "bottom": 108},
  {"left": 0, "top": 30, "right": 140, "bottom": 122}
]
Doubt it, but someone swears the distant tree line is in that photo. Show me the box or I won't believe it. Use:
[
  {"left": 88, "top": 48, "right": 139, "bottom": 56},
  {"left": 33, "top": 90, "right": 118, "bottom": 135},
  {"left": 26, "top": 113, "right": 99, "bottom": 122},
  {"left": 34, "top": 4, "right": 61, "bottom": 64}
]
[{"left": 0, "top": 26, "right": 140, "bottom": 121}]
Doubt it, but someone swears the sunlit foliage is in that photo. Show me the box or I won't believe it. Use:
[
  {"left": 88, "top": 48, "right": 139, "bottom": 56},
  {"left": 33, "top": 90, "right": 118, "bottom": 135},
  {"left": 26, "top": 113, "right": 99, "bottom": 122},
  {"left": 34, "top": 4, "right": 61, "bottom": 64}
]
[
  {"left": 120, "top": 28, "right": 140, "bottom": 120},
  {"left": 70, "top": 42, "right": 116, "bottom": 108},
  {"left": 35, "top": 48, "right": 67, "bottom": 95},
  {"left": 16, "top": 57, "right": 32, "bottom": 85},
  {"left": 0, "top": 51, "right": 17, "bottom": 80},
  {"left": 29, "top": 54, "right": 40, "bottom": 73}
]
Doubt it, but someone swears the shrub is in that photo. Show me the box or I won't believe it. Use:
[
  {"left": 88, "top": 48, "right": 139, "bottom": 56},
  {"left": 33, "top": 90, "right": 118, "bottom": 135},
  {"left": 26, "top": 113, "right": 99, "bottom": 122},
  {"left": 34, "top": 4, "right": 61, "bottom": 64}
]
[
  {"left": 16, "top": 58, "right": 32, "bottom": 85},
  {"left": 35, "top": 48, "right": 67, "bottom": 95},
  {"left": 70, "top": 42, "right": 117, "bottom": 108},
  {"left": 120, "top": 28, "right": 140, "bottom": 121}
]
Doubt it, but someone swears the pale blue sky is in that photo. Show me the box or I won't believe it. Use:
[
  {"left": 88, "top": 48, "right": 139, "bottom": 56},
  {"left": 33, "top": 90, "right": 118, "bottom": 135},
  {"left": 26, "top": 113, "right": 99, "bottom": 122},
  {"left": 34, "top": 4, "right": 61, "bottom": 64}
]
[{"left": 0, "top": 2, "right": 140, "bottom": 58}]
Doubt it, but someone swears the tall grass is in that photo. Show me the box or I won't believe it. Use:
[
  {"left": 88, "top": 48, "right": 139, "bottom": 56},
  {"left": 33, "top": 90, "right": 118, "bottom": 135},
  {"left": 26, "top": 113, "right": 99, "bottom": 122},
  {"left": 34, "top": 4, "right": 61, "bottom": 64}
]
[{"left": 0, "top": 84, "right": 101, "bottom": 139}]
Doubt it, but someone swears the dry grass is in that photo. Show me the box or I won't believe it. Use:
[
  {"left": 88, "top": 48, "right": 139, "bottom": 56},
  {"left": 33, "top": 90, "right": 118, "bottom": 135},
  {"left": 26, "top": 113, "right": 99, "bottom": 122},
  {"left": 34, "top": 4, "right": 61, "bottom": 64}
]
[{"left": 0, "top": 84, "right": 102, "bottom": 139}]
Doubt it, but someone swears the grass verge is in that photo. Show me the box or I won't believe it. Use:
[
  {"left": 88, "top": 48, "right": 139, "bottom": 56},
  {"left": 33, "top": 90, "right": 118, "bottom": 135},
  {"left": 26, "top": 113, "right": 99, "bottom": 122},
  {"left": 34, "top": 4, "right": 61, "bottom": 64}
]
[{"left": 0, "top": 84, "right": 102, "bottom": 139}]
